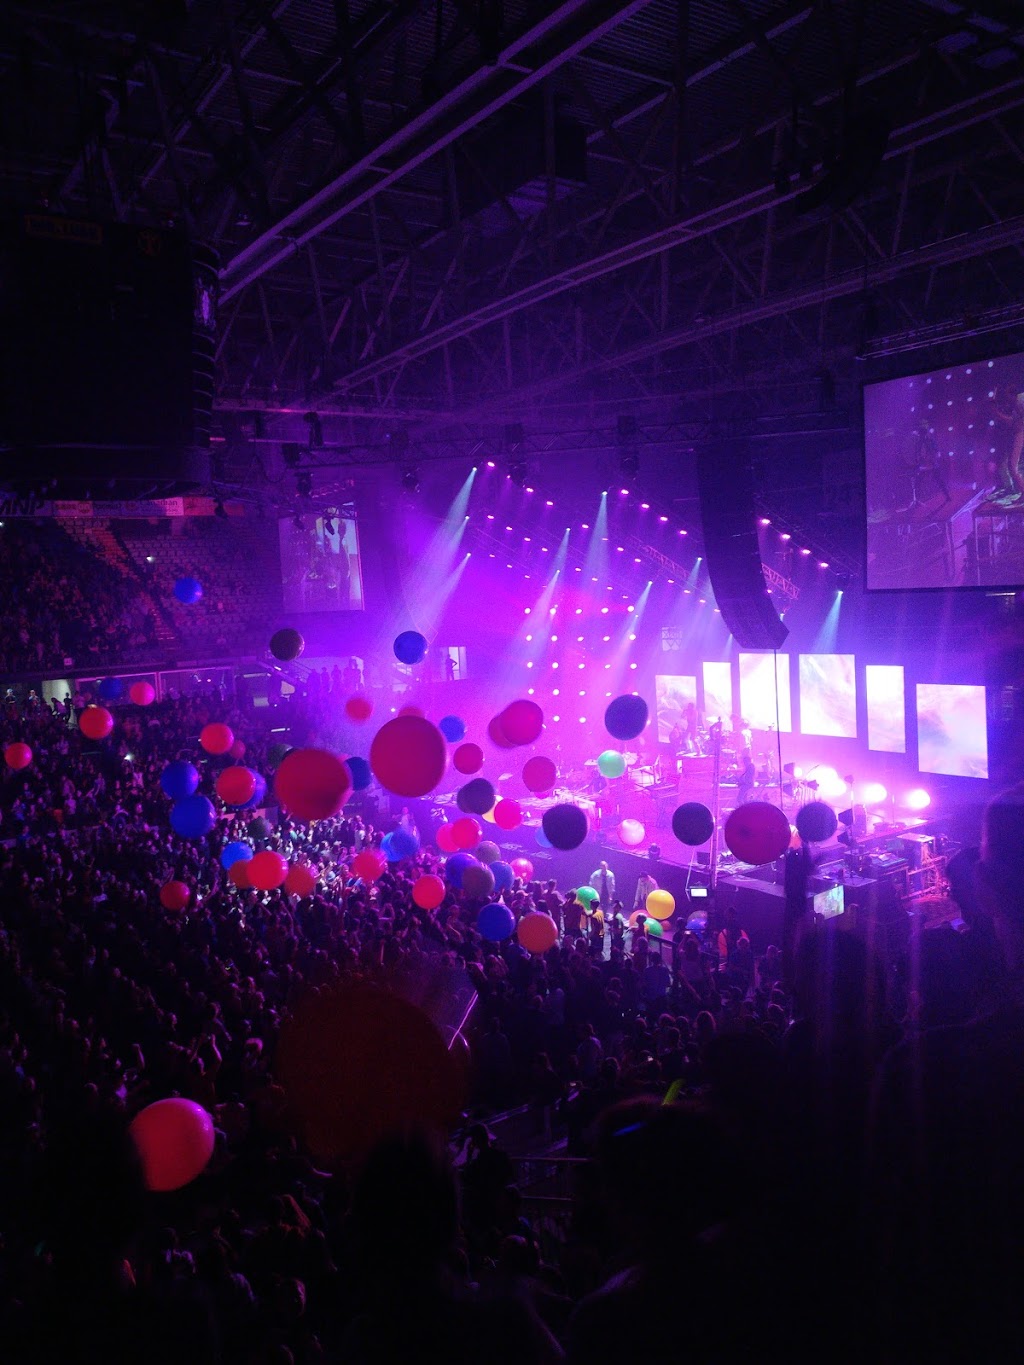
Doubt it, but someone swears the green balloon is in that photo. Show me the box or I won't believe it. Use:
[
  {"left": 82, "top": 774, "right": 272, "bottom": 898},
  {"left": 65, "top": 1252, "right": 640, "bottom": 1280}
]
[
  {"left": 645, "top": 917, "right": 664, "bottom": 938},
  {"left": 576, "top": 885, "right": 599, "bottom": 905},
  {"left": 597, "top": 749, "right": 626, "bottom": 779}
]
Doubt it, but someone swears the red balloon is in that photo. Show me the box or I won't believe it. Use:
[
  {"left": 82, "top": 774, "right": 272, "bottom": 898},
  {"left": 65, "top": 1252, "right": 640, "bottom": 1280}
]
[
  {"left": 523, "top": 756, "right": 557, "bottom": 793},
  {"left": 517, "top": 911, "right": 559, "bottom": 954},
  {"left": 4, "top": 742, "right": 32, "bottom": 771},
  {"left": 398, "top": 704, "right": 425, "bottom": 718},
  {"left": 229, "top": 738, "right": 246, "bottom": 760},
  {"left": 229, "top": 860, "right": 252, "bottom": 889},
  {"left": 129, "top": 681, "right": 155, "bottom": 706},
  {"left": 487, "top": 715, "right": 515, "bottom": 748},
  {"left": 199, "top": 722, "right": 234, "bottom": 755},
  {"left": 723, "top": 801, "right": 792, "bottom": 865},
  {"left": 436, "top": 823, "right": 458, "bottom": 853},
  {"left": 79, "top": 706, "right": 114, "bottom": 740},
  {"left": 159, "top": 880, "right": 190, "bottom": 912},
  {"left": 493, "top": 799, "right": 522, "bottom": 831},
  {"left": 412, "top": 874, "right": 446, "bottom": 910},
  {"left": 248, "top": 850, "right": 289, "bottom": 891},
  {"left": 370, "top": 715, "right": 447, "bottom": 798},
  {"left": 215, "top": 766, "right": 257, "bottom": 806},
  {"left": 352, "top": 848, "right": 387, "bottom": 882},
  {"left": 345, "top": 695, "right": 373, "bottom": 723},
  {"left": 285, "top": 863, "right": 317, "bottom": 897},
  {"left": 498, "top": 699, "right": 544, "bottom": 746},
  {"left": 451, "top": 816, "right": 482, "bottom": 850},
  {"left": 453, "top": 742, "right": 484, "bottom": 775},
  {"left": 510, "top": 856, "right": 534, "bottom": 881},
  {"left": 274, "top": 748, "right": 352, "bottom": 821},
  {"left": 129, "top": 1098, "right": 215, "bottom": 1192}
]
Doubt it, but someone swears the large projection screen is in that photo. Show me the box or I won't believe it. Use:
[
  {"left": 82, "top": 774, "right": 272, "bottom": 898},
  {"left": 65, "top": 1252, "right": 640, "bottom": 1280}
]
[
  {"left": 799, "top": 654, "right": 856, "bottom": 738},
  {"left": 739, "top": 653, "right": 792, "bottom": 732},
  {"left": 655, "top": 675, "right": 697, "bottom": 743},
  {"left": 865, "top": 665, "right": 906, "bottom": 753},
  {"left": 279, "top": 515, "right": 364, "bottom": 612},
  {"left": 865, "top": 352, "right": 1024, "bottom": 590},
  {"left": 916, "top": 683, "right": 988, "bottom": 779},
  {"left": 702, "top": 661, "right": 733, "bottom": 729}
]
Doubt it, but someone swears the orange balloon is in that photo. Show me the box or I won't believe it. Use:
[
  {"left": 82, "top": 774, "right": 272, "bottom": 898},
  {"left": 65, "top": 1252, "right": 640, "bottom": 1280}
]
[{"left": 517, "top": 911, "right": 559, "bottom": 953}]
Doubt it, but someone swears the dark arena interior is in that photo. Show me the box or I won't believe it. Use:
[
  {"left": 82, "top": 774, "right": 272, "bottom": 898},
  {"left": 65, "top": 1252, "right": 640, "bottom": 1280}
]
[{"left": 4, "top": 3, "right": 1024, "bottom": 1361}]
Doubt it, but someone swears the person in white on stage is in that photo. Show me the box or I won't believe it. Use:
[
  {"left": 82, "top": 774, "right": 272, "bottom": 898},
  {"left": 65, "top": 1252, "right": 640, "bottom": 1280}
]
[
  {"left": 589, "top": 860, "right": 615, "bottom": 909},
  {"left": 634, "top": 868, "right": 659, "bottom": 908}
]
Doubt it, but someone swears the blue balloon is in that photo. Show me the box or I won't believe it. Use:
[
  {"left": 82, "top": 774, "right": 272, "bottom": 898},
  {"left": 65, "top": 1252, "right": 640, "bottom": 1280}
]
[
  {"left": 389, "top": 826, "right": 420, "bottom": 859},
  {"left": 535, "top": 824, "right": 552, "bottom": 849},
  {"left": 170, "top": 794, "right": 217, "bottom": 839},
  {"left": 173, "top": 576, "right": 203, "bottom": 605},
  {"left": 477, "top": 901, "right": 515, "bottom": 942},
  {"left": 347, "top": 756, "right": 372, "bottom": 790},
  {"left": 160, "top": 760, "right": 199, "bottom": 801},
  {"left": 394, "top": 629, "right": 428, "bottom": 665},
  {"left": 445, "top": 851, "right": 478, "bottom": 889},
  {"left": 439, "top": 715, "right": 466, "bottom": 743},
  {"left": 239, "top": 772, "right": 267, "bottom": 810},
  {"left": 604, "top": 694, "right": 649, "bottom": 742},
  {"left": 221, "top": 841, "right": 254, "bottom": 870},
  {"left": 381, "top": 832, "right": 400, "bottom": 862},
  {"left": 98, "top": 677, "right": 123, "bottom": 703},
  {"left": 491, "top": 860, "right": 514, "bottom": 893}
]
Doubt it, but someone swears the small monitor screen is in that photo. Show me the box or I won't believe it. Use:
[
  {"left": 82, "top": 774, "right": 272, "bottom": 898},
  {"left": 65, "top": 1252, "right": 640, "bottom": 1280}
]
[
  {"left": 865, "top": 352, "right": 1024, "bottom": 589},
  {"left": 813, "top": 884, "right": 845, "bottom": 920}
]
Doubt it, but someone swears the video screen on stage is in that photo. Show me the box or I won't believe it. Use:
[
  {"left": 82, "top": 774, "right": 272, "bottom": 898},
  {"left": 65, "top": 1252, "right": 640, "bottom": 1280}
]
[
  {"left": 279, "top": 515, "right": 364, "bottom": 612},
  {"left": 865, "top": 351, "right": 1024, "bottom": 590},
  {"left": 799, "top": 654, "right": 857, "bottom": 738},
  {"left": 702, "top": 661, "right": 733, "bottom": 730},
  {"left": 916, "top": 683, "right": 988, "bottom": 779},
  {"left": 738, "top": 653, "right": 792, "bottom": 732},
  {"left": 655, "top": 675, "right": 697, "bottom": 743},
  {"left": 865, "top": 664, "right": 906, "bottom": 752}
]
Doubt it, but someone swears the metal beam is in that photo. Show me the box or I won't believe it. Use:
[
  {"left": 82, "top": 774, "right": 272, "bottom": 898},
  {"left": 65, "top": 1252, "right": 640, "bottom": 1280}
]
[{"left": 219, "top": 0, "right": 656, "bottom": 299}]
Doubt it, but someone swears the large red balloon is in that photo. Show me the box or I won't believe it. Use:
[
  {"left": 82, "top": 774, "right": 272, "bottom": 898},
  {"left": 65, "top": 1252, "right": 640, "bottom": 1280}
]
[
  {"left": 275, "top": 981, "right": 465, "bottom": 1164},
  {"left": 229, "top": 860, "right": 252, "bottom": 889},
  {"left": 370, "top": 715, "right": 447, "bottom": 798},
  {"left": 199, "top": 722, "right": 234, "bottom": 755},
  {"left": 493, "top": 799, "right": 523, "bottom": 831},
  {"left": 274, "top": 748, "right": 352, "bottom": 821},
  {"left": 451, "top": 816, "right": 482, "bottom": 850},
  {"left": 79, "top": 706, "right": 114, "bottom": 740},
  {"left": 523, "top": 756, "right": 556, "bottom": 793},
  {"left": 129, "top": 1098, "right": 215, "bottom": 1192},
  {"left": 517, "top": 911, "right": 559, "bottom": 954},
  {"left": 487, "top": 715, "right": 515, "bottom": 748},
  {"left": 453, "top": 742, "right": 484, "bottom": 775},
  {"left": 215, "top": 766, "right": 258, "bottom": 806},
  {"left": 352, "top": 848, "right": 387, "bottom": 882},
  {"left": 129, "top": 681, "right": 155, "bottom": 706},
  {"left": 4, "top": 742, "right": 32, "bottom": 771},
  {"left": 511, "top": 856, "right": 534, "bottom": 881},
  {"left": 723, "top": 801, "right": 792, "bottom": 865},
  {"left": 345, "top": 695, "right": 373, "bottom": 723},
  {"left": 436, "top": 823, "right": 458, "bottom": 853},
  {"left": 248, "top": 850, "right": 289, "bottom": 890},
  {"left": 498, "top": 699, "right": 544, "bottom": 746},
  {"left": 159, "top": 880, "right": 191, "bottom": 912},
  {"left": 412, "top": 874, "right": 446, "bottom": 910},
  {"left": 285, "top": 863, "right": 317, "bottom": 897}
]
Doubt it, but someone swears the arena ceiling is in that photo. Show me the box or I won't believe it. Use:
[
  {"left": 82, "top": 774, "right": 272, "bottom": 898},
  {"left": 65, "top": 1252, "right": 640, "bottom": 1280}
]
[{"left": 5, "top": 0, "right": 1024, "bottom": 518}]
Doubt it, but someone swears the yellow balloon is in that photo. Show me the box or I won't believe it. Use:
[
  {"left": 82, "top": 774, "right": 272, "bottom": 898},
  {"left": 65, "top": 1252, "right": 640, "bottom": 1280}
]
[
  {"left": 646, "top": 889, "right": 675, "bottom": 921},
  {"left": 482, "top": 803, "right": 498, "bottom": 824}
]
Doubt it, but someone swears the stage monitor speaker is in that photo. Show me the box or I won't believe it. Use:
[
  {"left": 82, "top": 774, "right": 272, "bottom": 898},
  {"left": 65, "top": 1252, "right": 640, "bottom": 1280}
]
[{"left": 697, "top": 438, "right": 788, "bottom": 649}]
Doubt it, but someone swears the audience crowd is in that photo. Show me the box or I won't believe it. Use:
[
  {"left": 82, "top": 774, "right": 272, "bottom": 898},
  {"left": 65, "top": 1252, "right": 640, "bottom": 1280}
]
[{"left": 0, "top": 684, "right": 1021, "bottom": 1363}]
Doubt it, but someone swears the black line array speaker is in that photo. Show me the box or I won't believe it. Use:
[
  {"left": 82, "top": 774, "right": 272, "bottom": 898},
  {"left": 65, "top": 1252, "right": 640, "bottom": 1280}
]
[{"left": 697, "top": 438, "right": 788, "bottom": 649}]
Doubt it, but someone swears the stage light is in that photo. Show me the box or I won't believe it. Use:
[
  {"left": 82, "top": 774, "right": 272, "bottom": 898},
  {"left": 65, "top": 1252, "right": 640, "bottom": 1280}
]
[
  {"left": 627, "top": 605, "right": 635, "bottom": 613},
  {"left": 601, "top": 606, "right": 609, "bottom": 613},
  {"left": 906, "top": 788, "right": 931, "bottom": 811},
  {"left": 486, "top": 460, "right": 496, "bottom": 468},
  {"left": 553, "top": 688, "right": 559, "bottom": 696},
  {"left": 505, "top": 525, "right": 513, "bottom": 531},
  {"left": 619, "top": 488, "right": 630, "bottom": 496},
  {"left": 575, "top": 608, "right": 582, "bottom": 615},
  {"left": 579, "top": 716, "right": 587, "bottom": 723},
  {"left": 780, "top": 532, "right": 791, "bottom": 541},
  {"left": 819, "top": 561, "right": 830, "bottom": 569},
  {"left": 659, "top": 515, "right": 668, "bottom": 523},
  {"left": 552, "top": 662, "right": 559, "bottom": 669},
  {"left": 862, "top": 781, "right": 888, "bottom": 804},
  {"left": 616, "top": 546, "right": 624, "bottom": 552},
  {"left": 679, "top": 529, "right": 687, "bottom": 536},
  {"left": 552, "top": 715, "right": 560, "bottom": 722},
  {"left": 577, "top": 635, "right": 584, "bottom": 642},
  {"left": 760, "top": 517, "right": 771, "bottom": 526},
  {"left": 526, "top": 661, "right": 533, "bottom": 668},
  {"left": 525, "top": 486, "right": 535, "bottom": 493},
  {"left": 524, "top": 607, "right": 531, "bottom": 614},
  {"left": 815, "top": 767, "right": 848, "bottom": 800},
  {"left": 641, "top": 502, "right": 650, "bottom": 510},
  {"left": 582, "top": 523, "right": 589, "bottom": 529},
  {"left": 579, "top": 690, "right": 586, "bottom": 696},
  {"left": 628, "top": 633, "right": 636, "bottom": 640},
  {"left": 634, "top": 557, "right": 641, "bottom": 564},
  {"left": 630, "top": 662, "right": 638, "bottom": 669},
  {"left": 578, "top": 662, "right": 585, "bottom": 669},
  {"left": 546, "top": 499, "right": 554, "bottom": 507},
  {"left": 527, "top": 687, "right": 535, "bottom": 695},
  {"left": 800, "top": 547, "right": 811, "bottom": 555},
  {"left": 486, "top": 514, "right": 494, "bottom": 520},
  {"left": 525, "top": 634, "right": 532, "bottom": 641},
  {"left": 603, "top": 635, "right": 610, "bottom": 641}
]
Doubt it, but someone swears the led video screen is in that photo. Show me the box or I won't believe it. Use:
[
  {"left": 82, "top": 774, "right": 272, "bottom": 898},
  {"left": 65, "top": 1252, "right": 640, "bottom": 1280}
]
[
  {"left": 702, "top": 661, "right": 733, "bottom": 730},
  {"left": 655, "top": 674, "right": 697, "bottom": 744},
  {"left": 865, "top": 664, "right": 906, "bottom": 753},
  {"left": 865, "top": 351, "right": 1024, "bottom": 589},
  {"left": 799, "top": 654, "right": 856, "bottom": 738},
  {"left": 916, "top": 683, "right": 988, "bottom": 779},
  {"left": 738, "top": 653, "right": 792, "bottom": 733},
  {"left": 279, "top": 515, "right": 363, "bottom": 612}
]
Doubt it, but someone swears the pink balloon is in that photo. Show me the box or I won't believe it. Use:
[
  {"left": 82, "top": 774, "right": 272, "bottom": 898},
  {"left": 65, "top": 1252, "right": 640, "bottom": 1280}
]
[
  {"left": 413, "top": 874, "right": 446, "bottom": 910},
  {"left": 451, "top": 816, "right": 482, "bottom": 850},
  {"left": 453, "top": 743, "right": 484, "bottom": 775},
  {"left": 523, "top": 756, "right": 556, "bottom": 793},
  {"left": 352, "top": 849, "right": 387, "bottom": 882},
  {"left": 618, "top": 818, "right": 646, "bottom": 847},
  {"left": 4, "top": 742, "right": 32, "bottom": 771},
  {"left": 370, "top": 716, "right": 447, "bottom": 798},
  {"left": 498, "top": 699, "right": 544, "bottom": 746},
  {"left": 436, "top": 823, "right": 458, "bottom": 853},
  {"left": 129, "top": 681, "right": 155, "bottom": 706},
  {"left": 129, "top": 1098, "right": 215, "bottom": 1192},
  {"left": 274, "top": 748, "right": 352, "bottom": 821},
  {"left": 199, "top": 722, "right": 233, "bottom": 755},
  {"left": 248, "top": 850, "right": 289, "bottom": 891},
  {"left": 510, "top": 857, "right": 534, "bottom": 881},
  {"left": 493, "top": 799, "right": 522, "bottom": 831},
  {"left": 79, "top": 706, "right": 114, "bottom": 740},
  {"left": 159, "top": 880, "right": 190, "bottom": 912}
]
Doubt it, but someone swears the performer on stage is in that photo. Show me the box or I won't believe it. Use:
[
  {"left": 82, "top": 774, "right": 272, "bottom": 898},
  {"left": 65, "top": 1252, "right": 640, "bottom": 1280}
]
[
  {"left": 634, "top": 868, "right": 659, "bottom": 909},
  {"left": 737, "top": 749, "right": 756, "bottom": 804},
  {"left": 991, "top": 382, "right": 1024, "bottom": 505},
  {"left": 589, "top": 860, "right": 615, "bottom": 910},
  {"left": 907, "top": 416, "right": 951, "bottom": 506}
]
